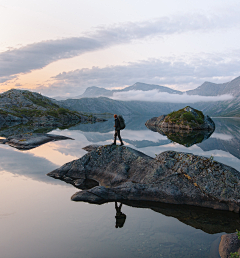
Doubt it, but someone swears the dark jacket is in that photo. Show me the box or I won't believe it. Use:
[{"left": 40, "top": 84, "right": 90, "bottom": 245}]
[{"left": 114, "top": 118, "right": 120, "bottom": 131}]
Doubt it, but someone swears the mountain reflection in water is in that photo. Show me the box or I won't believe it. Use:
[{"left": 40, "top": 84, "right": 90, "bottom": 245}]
[{"left": 198, "top": 118, "right": 240, "bottom": 160}]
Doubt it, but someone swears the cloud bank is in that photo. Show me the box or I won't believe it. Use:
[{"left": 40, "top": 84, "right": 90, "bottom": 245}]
[
  {"left": 36, "top": 53, "right": 240, "bottom": 97},
  {"left": 1, "top": 11, "right": 240, "bottom": 83},
  {"left": 110, "top": 90, "right": 233, "bottom": 103}
]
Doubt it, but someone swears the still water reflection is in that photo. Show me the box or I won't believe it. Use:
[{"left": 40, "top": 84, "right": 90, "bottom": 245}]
[
  {"left": 1, "top": 117, "right": 240, "bottom": 257},
  {"left": 145, "top": 124, "right": 213, "bottom": 147}
]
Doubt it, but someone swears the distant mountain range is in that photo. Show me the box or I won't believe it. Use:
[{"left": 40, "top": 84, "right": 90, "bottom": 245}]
[
  {"left": 76, "top": 82, "right": 183, "bottom": 98},
  {"left": 192, "top": 76, "right": 240, "bottom": 117},
  {"left": 187, "top": 76, "right": 240, "bottom": 97},
  {"left": 55, "top": 77, "right": 240, "bottom": 100},
  {"left": 57, "top": 76, "right": 240, "bottom": 117},
  {"left": 54, "top": 82, "right": 183, "bottom": 100},
  {"left": 57, "top": 82, "right": 187, "bottom": 116},
  {"left": 59, "top": 97, "right": 185, "bottom": 116}
]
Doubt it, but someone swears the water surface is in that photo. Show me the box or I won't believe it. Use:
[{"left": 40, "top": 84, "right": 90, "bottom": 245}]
[{"left": 1, "top": 117, "right": 240, "bottom": 258}]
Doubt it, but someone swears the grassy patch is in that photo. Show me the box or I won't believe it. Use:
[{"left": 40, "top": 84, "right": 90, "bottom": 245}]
[
  {"left": 46, "top": 110, "right": 59, "bottom": 117},
  {"left": 0, "top": 109, "right": 8, "bottom": 116},
  {"left": 23, "top": 91, "right": 59, "bottom": 109},
  {"left": 11, "top": 108, "right": 43, "bottom": 117},
  {"left": 165, "top": 106, "right": 204, "bottom": 125}
]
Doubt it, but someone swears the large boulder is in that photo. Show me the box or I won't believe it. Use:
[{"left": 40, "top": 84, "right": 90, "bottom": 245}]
[
  {"left": 48, "top": 145, "right": 240, "bottom": 212},
  {"left": 145, "top": 106, "right": 215, "bottom": 131}
]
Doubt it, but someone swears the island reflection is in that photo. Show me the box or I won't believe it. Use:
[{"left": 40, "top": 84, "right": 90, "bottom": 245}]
[{"left": 145, "top": 124, "right": 214, "bottom": 147}]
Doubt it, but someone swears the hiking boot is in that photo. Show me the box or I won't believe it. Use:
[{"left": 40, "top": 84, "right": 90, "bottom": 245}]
[
  {"left": 120, "top": 142, "right": 124, "bottom": 146},
  {"left": 111, "top": 143, "right": 116, "bottom": 145}
]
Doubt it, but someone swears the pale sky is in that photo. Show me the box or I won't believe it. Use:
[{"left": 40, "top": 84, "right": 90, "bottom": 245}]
[{"left": 1, "top": 0, "right": 240, "bottom": 97}]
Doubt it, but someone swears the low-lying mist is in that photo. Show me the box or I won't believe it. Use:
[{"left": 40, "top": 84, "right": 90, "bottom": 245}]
[{"left": 110, "top": 90, "right": 233, "bottom": 103}]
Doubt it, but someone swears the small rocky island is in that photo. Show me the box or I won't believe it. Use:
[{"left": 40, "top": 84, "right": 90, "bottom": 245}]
[
  {"left": 145, "top": 106, "right": 215, "bottom": 131},
  {"left": 48, "top": 144, "right": 240, "bottom": 213}
]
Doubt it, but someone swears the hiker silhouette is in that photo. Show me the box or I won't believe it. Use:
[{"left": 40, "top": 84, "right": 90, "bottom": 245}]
[
  {"left": 115, "top": 202, "right": 126, "bottom": 228},
  {"left": 112, "top": 114, "right": 124, "bottom": 146}
]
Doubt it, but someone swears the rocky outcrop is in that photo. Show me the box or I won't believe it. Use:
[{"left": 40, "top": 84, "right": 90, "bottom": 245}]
[
  {"left": 0, "top": 89, "right": 106, "bottom": 128},
  {"left": 0, "top": 133, "right": 73, "bottom": 150},
  {"left": 48, "top": 145, "right": 240, "bottom": 212},
  {"left": 219, "top": 233, "right": 240, "bottom": 258},
  {"left": 145, "top": 106, "right": 215, "bottom": 131}
]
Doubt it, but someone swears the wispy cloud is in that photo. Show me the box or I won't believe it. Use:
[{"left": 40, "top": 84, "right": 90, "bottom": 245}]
[
  {"left": 91, "top": 12, "right": 240, "bottom": 42},
  {"left": 110, "top": 90, "right": 233, "bottom": 103},
  {"left": 0, "top": 75, "right": 17, "bottom": 84},
  {"left": 0, "top": 37, "right": 103, "bottom": 79},
  {"left": 1, "top": 11, "right": 240, "bottom": 83}
]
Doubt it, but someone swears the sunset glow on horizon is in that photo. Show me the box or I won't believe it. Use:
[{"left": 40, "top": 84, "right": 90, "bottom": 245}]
[{"left": 1, "top": 0, "right": 240, "bottom": 98}]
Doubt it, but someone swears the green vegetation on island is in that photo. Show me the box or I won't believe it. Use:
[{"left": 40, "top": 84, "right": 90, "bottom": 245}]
[
  {"left": 145, "top": 106, "right": 215, "bottom": 131},
  {"left": 165, "top": 106, "right": 205, "bottom": 126}
]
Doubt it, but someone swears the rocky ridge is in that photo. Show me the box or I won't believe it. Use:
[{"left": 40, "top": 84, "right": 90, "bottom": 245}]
[
  {"left": 0, "top": 89, "right": 104, "bottom": 127},
  {"left": 48, "top": 144, "right": 240, "bottom": 213}
]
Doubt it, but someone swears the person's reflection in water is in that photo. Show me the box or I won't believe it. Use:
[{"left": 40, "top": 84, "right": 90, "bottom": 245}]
[{"left": 115, "top": 202, "right": 126, "bottom": 228}]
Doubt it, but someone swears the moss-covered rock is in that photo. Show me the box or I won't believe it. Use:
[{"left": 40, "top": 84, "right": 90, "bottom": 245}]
[{"left": 145, "top": 106, "right": 215, "bottom": 131}]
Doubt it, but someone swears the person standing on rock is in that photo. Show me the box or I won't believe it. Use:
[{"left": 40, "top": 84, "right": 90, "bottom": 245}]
[{"left": 113, "top": 114, "right": 124, "bottom": 146}]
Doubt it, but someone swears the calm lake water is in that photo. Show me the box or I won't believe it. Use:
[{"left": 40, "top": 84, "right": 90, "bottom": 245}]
[{"left": 1, "top": 117, "right": 240, "bottom": 258}]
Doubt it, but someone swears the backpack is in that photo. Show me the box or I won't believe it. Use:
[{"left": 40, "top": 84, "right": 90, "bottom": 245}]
[{"left": 118, "top": 115, "right": 125, "bottom": 130}]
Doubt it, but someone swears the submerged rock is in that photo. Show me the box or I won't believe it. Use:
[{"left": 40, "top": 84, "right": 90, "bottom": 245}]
[
  {"left": 145, "top": 106, "right": 215, "bottom": 131},
  {"left": 1, "top": 133, "right": 73, "bottom": 150},
  {"left": 48, "top": 144, "right": 240, "bottom": 213}
]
